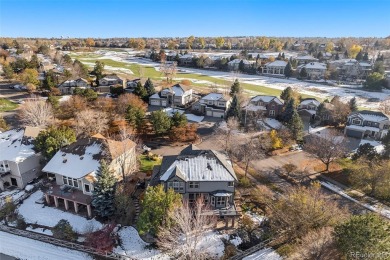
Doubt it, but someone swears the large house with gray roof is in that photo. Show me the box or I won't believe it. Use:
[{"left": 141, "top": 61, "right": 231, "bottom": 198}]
[
  {"left": 150, "top": 145, "right": 239, "bottom": 224},
  {"left": 344, "top": 111, "right": 390, "bottom": 140},
  {"left": 262, "top": 60, "right": 287, "bottom": 75},
  {"left": 192, "top": 92, "right": 232, "bottom": 118},
  {"left": 149, "top": 84, "right": 193, "bottom": 107}
]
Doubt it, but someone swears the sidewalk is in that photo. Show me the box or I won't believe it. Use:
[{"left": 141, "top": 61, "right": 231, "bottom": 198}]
[{"left": 318, "top": 175, "right": 390, "bottom": 220}]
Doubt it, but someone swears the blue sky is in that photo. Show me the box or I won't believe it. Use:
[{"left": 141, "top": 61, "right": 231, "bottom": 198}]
[{"left": 0, "top": 0, "right": 389, "bottom": 38}]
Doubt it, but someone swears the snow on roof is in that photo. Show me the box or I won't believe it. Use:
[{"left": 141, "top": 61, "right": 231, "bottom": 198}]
[
  {"left": 303, "top": 62, "right": 327, "bottom": 70},
  {"left": 250, "top": 95, "right": 283, "bottom": 104},
  {"left": 264, "top": 118, "right": 283, "bottom": 129},
  {"left": 0, "top": 128, "right": 38, "bottom": 163},
  {"left": 160, "top": 155, "right": 236, "bottom": 182},
  {"left": 351, "top": 111, "right": 389, "bottom": 123},
  {"left": 245, "top": 104, "right": 267, "bottom": 112},
  {"left": 345, "top": 124, "right": 381, "bottom": 133},
  {"left": 202, "top": 93, "right": 224, "bottom": 101},
  {"left": 149, "top": 93, "right": 161, "bottom": 99},
  {"left": 296, "top": 55, "right": 318, "bottom": 61},
  {"left": 300, "top": 98, "right": 320, "bottom": 106},
  {"left": 265, "top": 60, "right": 287, "bottom": 67},
  {"left": 228, "top": 59, "right": 252, "bottom": 65}
]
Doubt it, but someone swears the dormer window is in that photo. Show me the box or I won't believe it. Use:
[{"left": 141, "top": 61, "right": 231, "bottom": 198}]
[{"left": 352, "top": 119, "right": 361, "bottom": 125}]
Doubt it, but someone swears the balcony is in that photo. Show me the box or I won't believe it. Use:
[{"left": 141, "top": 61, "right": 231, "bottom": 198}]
[{"left": 44, "top": 183, "right": 91, "bottom": 205}]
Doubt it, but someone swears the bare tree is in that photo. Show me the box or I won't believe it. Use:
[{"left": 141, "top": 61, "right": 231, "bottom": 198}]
[
  {"left": 74, "top": 109, "right": 109, "bottom": 136},
  {"left": 215, "top": 117, "right": 239, "bottom": 162},
  {"left": 305, "top": 129, "right": 346, "bottom": 172},
  {"left": 160, "top": 60, "right": 177, "bottom": 83},
  {"left": 157, "top": 199, "right": 217, "bottom": 260},
  {"left": 19, "top": 99, "right": 53, "bottom": 127},
  {"left": 379, "top": 99, "right": 390, "bottom": 115}
]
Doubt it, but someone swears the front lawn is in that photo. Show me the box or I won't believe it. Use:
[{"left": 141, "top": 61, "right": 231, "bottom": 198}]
[
  {"left": 139, "top": 154, "right": 161, "bottom": 172},
  {"left": 0, "top": 98, "right": 18, "bottom": 112}
]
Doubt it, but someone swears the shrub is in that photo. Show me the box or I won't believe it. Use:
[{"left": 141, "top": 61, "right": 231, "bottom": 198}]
[
  {"left": 52, "top": 219, "right": 77, "bottom": 241},
  {"left": 16, "top": 215, "right": 28, "bottom": 230},
  {"left": 239, "top": 177, "right": 251, "bottom": 188},
  {"left": 85, "top": 224, "right": 116, "bottom": 253},
  {"left": 0, "top": 201, "right": 16, "bottom": 220}
]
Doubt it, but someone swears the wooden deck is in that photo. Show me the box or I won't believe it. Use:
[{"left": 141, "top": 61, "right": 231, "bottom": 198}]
[{"left": 44, "top": 184, "right": 91, "bottom": 205}]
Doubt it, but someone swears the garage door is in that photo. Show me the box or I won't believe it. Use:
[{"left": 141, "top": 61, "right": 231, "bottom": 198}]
[
  {"left": 346, "top": 129, "right": 363, "bottom": 138},
  {"left": 213, "top": 112, "right": 225, "bottom": 118},
  {"left": 162, "top": 100, "right": 167, "bottom": 106},
  {"left": 150, "top": 99, "right": 160, "bottom": 106},
  {"left": 206, "top": 110, "right": 212, "bottom": 116}
]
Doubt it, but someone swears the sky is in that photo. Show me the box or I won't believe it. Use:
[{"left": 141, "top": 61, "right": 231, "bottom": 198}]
[{"left": 0, "top": 0, "right": 389, "bottom": 38}]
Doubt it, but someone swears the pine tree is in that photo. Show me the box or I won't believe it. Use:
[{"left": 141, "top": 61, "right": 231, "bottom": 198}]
[
  {"left": 150, "top": 110, "right": 172, "bottom": 135},
  {"left": 299, "top": 67, "right": 308, "bottom": 79},
  {"left": 335, "top": 53, "right": 340, "bottom": 60},
  {"left": 230, "top": 79, "right": 242, "bottom": 96},
  {"left": 284, "top": 62, "right": 293, "bottom": 78},
  {"left": 282, "top": 52, "right": 285, "bottom": 59},
  {"left": 288, "top": 110, "right": 304, "bottom": 141},
  {"left": 363, "top": 52, "right": 369, "bottom": 61},
  {"left": 171, "top": 111, "right": 187, "bottom": 128},
  {"left": 349, "top": 97, "right": 358, "bottom": 112},
  {"left": 134, "top": 81, "right": 148, "bottom": 100},
  {"left": 355, "top": 50, "right": 363, "bottom": 61},
  {"left": 238, "top": 60, "right": 245, "bottom": 72},
  {"left": 282, "top": 98, "right": 295, "bottom": 123},
  {"left": 227, "top": 95, "right": 241, "bottom": 121},
  {"left": 144, "top": 78, "right": 155, "bottom": 96},
  {"left": 344, "top": 50, "right": 349, "bottom": 58},
  {"left": 92, "top": 161, "right": 117, "bottom": 218},
  {"left": 317, "top": 51, "right": 323, "bottom": 60},
  {"left": 382, "top": 133, "right": 390, "bottom": 158},
  {"left": 280, "top": 87, "right": 293, "bottom": 101}
]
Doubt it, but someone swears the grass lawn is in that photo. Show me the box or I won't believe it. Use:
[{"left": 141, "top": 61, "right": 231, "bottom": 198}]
[
  {"left": 139, "top": 155, "right": 161, "bottom": 172},
  {"left": 0, "top": 98, "right": 18, "bottom": 112}
]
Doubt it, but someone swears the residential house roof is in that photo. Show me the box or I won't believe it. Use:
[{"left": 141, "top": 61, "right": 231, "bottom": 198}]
[
  {"left": 264, "top": 60, "right": 287, "bottom": 67},
  {"left": 299, "top": 62, "right": 327, "bottom": 70},
  {"left": 295, "top": 55, "right": 318, "bottom": 61},
  {"left": 300, "top": 98, "right": 320, "bottom": 106},
  {"left": 350, "top": 110, "right": 389, "bottom": 123},
  {"left": 250, "top": 95, "right": 283, "bottom": 105},
  {"left": 201, "top": 93, "right": 229, "bottom": 102}
]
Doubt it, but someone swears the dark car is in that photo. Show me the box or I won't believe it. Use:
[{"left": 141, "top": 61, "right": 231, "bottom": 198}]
[{"left": 8, "top": 85, "right": 15, "bottom": 89}]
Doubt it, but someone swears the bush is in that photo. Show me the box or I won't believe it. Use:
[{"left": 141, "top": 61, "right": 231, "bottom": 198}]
[
  {"left": 16, "top": 215, "right": 28, "bottom": 229},
  {"left": 52, "top": 219, "right": 77, "bottom": 241},
  {"left": 0, "top": 201, "right": 16, "bottom": 220},
  {"left": 239, "top": 177, "right": 251, "bottom": 188},
  {"left": 85, "top": 224, "right": 116, "bottom": 253}
]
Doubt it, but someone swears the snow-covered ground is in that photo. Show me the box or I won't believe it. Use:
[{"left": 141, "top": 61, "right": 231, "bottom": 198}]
[
  {"left": 243, "top": 248, "right": 282, "bottom": 260},
  {"left": 0, "top": 189, "right": 25, "bottom": 207},
  {"left": 359, "top": 139, "right": 385, "bottom": 154},
  {"left": 17, "top": 191, "right": 102, "bottom": 233},
  {"left": 245, "top": 212, "right": 266, "bottom": 226},
  {"left": 26, "top": 226, "right": 53, "bottom": 236},
  {"left": 0, "top": 231, "right": 93, "bottom": 260},
  {"left": 75, "top": 50, "right": 390, "bottom": 110},
  {"left": 162, "top": 107, "right": 204, "bottom": 122}
]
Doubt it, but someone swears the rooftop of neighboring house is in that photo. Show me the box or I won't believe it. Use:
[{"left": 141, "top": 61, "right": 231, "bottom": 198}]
[
  {"left": 298, "top": 62, "right": 327, "bottom": 70},
  {"left": 299, "top": 98, "right": 321, "bottom": 106},
  {"left": 151, "top": 144, "right": 237, "bottom": 184},
  {"left": 295, "top": 55, "right": 318, "bottom": 61},
  {"left": 249, "top": 95, "right": 283, "bottom": 105},
  {"left": 101, "top": 74, "right": 122, "bottom": 81},
  {"left": 228, "top": 59, "right": 253, "bottom": 65},
  {"left": 349, "top": 110, "right": 389, "bottom": 123},
  {"left": 161, "top": 84, "right": 192, "bottom": 96},
  {"left": 201, "top": 93, "right": 230, "bottom": 101},
  {"left": 0, "top": 127, "right": 42, "bottom": 163},
  {"left": 42, "top": 134, "right": 136, "bottom": 179},
  {"left": 59, "top": 78, "right": 88, "bottom": 86},
  {"left": 264, "top": 60, "right": 287, "bottom": 67}
]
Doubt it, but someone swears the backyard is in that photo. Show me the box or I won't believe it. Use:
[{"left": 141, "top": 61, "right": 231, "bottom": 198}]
[{"left": 0, "top": 98, "right": 18, "bottom": 112}]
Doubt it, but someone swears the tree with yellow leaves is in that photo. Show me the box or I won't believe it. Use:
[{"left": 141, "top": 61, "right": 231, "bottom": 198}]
[
  {"left": 349, "top": 44, "right": 363, "bottom": 58},
  {"left": 270, "top": 130, "right": 283, "bottom": 150},
  {"left": 85, "top": 38, "right": 95, "bottom": 50}
]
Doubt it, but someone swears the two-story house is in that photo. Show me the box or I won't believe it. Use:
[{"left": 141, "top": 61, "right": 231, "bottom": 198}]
[
  {"left": 57, "top": 78, "right": 89, "bottom": 94},
  {"left": 227, "top": 59, "right": 254, "bottom": 71},
  {"left": 0, "top": 127, "right": 42, "bottom": 191},
  {"left": 344, "top": 111, "right": 390, "bottom": 140},
  {"left": 149, "top": 84, "right": 193, "bottom": 107},
  {"left": 243, "top": 95, "right": 284, "bottom": 119},
  {"left": 295, "top": 55, "right": 319, "bottom": 65},
  {"left": 150, "top": 145, "right": 239, "bottom": 226},
  {"left": 297, "top": 98, "right": 321, "bottom": 120},
  {"left": 99, "top": 74, "right": 124, "bottom": 87},
  {"left": 338, "top": 60, "right": 372, "bottom": 80},
  {"left": 42, "top": 134, "right": 136, "bottom": 217},
  {"left": 262, "top": 60, "right": 287, "bottom": 75},
  {"left": 297, "top": 62, "right": 327, "bottom": 79},
  {"left": 192, "top": 93, "right": 232, "bottom": 118}
]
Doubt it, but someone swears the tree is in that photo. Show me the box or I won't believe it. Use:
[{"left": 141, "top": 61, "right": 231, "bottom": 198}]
[
  {"left": 284, "top": 61, "right": 293, "bottom": 78},
  {"left": 352, "top": 143, "right": 379, "bottom": 161},
  {"left": 144, "top": 78, "right": 155, "bottom": 96},
  {"left": 85, "top": 38, "right": 95, "bottom": 50},
  {"left": 305, "top": 130, "right": 346, "bottom": 171},
  {"left": 373, "top": 61, "right": 385, "bottom": 75},
  {"left": 18, "top": 99, "right": 53, "bottom": 127},
  {"left": 216, "top": 117, "right": 239, "bottom": 162},
  {"left": 330, "top": 96, "right": 351, "bottom": 126},
  {"left": 269, "top": 183, "right": 346, "bottom": 244},
  {"left": 383, "top": 133, "right": 390, "bottom": 158},
  {"left": 125, "top": 103, "right": 146, "bottom": 132},
  {"left": 0, "top": 116, "right": 9, "bottom": 131},
  {"left": 72, "top": 59, "right": 89, "bottom": 78},
  {"left": 171, "top": 111, "right": 187, "bottom": 128},
  {"left": 349, "top": 44, "right": 363, "bottom": 58},
  {"left": 226, "top": 95, "right": 241, "bottom": 121},
  {"left": 282, "top": 98, "right": 295, "bottom": 123},
  {"left": 299, "top": 67, "right": 308, "bottom": 79},
  {"left": 198, "top": 37, "right": 205, "bottom": 49},
  {"left": 215, "top": 37, "right": 225, "bottom": 49},
  {"left": 186, "top": 36, "right": 195, "bottom": 49},
  {"left": 288, "top": 110, "right": 304, "bottom": 141},
  {"left": 363, "top": 52, "right": 369, "bottom": 61},
  {"left": 282, "top": 163, "right": 297, "bottom": 177},
  {"left": 335, "top": 53, "right": 340, "bottom": 60},
  {"left": 92, "top": 161, "right": 117, "bottom": 218},
  {"left": 28, "top": 54, "right": 40, "bottom": 69},
  {"left": 349, "top": 97, "right": 358, "bottom": 112},
  {"left": 137, "top": 185, "right": 182, "bottom": 236},
  {"left": 230, "top": 79, "right": 242, "bottom": 96},
  {"left": 355, "top": 50, "right": 363, "bottom": 61},
  {"left": 280, "top": 87, "right": 300, "bottom": 103},
  {"left": 93, "top": 61, "right": 105, "bottom": 84},
  {"left": 73, "top": 88, "right": 98, "bottom": 102},
  {"left": 150, "top": 110, "right": 172, "bottom": 135},
  {"left": 42, "top": 70, "right": 57, "bottom": 90},
  {"left": 116, "top": 93, "right": 147, "bottom": 115},
  {"left": 2, "top": 64, "right": 14, "bottom": 79},
  {"left": 63, "top": 54, "right": 73, "bottom": 65},
  {"left": 85, "top": 224, "right": 116, "bottom": 254},
  {"left": 364, "top": 72, "right": 384, "bottom": 91},
  {"left": 19, "top": 68, "right": 39, "bottom": 87},
  {"left": 238, "top": 60, "right": 245, "bottom": 72},
  {"left": 160, "top": 61, "right": 177, "bottom": 83},
  {"left": 325, "top": 41, "right": 334, "bottom": 53},
  {"left": 74, "top": 109, "right": 109, "bottom": 136},
  {"left": 35, "top": 126, "right": 76, "bottom": 160},
  {"left": 270, "top": 130, "right": 283, "bottom": 150},
  {"left": 52, "top": 219, "right": 77, "bottom": 241},
  {"left": 157, "top": 199, "right": 217, "bottom": 259},
  {"left": 234, "top": 134, "right": 265, "bottom": 177},
  {"left": 133, "top": 81, "right": 148, "bottom": 100},
  {"left": 335, "top": 214, "right": 390, "bottom": 259}
]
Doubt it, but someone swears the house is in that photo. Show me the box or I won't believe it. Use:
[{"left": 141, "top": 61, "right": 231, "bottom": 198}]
[
  {"left": 297, "top": 62, "right": 327, "bottom": 79},
  {"left": 57, "top": 78, "right": 89, "bottom": 94},
  {"left": 0, "top": 127, "right": 42, "bottom": 191},
  {"left": 337, "top": 59, "right": 372, "bottom": 80},
  {"left": 149, "top": 84, "right": 193, "bottom": 107},
  {"left": 99, "top": 75, "right": 123, "bottom": 87},
  {"left": 297, "top": 98, "right": 321, "bottom": 122},
  {"left": 227, "top": 59, "right": 253, "bottom": 71},
  {"left": 243, "top": 95, "right": 284, "bottom": 119},
  {"left": 262, "top": 60, "right": 287, "bottom": 75},
  {"left": 125, "top": 78, "right": 141, "bottom": 93},
  {"left": 42, "top": 134, "right": 137, "bottom": 217},
  {"left": 179, "top": 54, "right": 196, "bottom": 66},
  {"left": 150, "top": 144, "right": 239, "bottom": 226},
  {"left": 192, "top": 93, "right": 231, "bottom": 118},
  {"left": 344, "top": 111, "right": 390, "bottom": 140},
  {"left": 295, "top": 55, "right": 319, "bottom": 65}
]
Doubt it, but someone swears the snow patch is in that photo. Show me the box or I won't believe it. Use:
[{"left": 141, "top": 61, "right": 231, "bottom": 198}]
[
  {"left": 26, "top": 226, "right": 53, "bottom": 236},
  {"left": 243, "top": 248, "right": 282, "bottom": 260}
]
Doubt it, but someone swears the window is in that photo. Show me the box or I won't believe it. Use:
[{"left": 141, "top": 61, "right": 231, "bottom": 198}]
[
  {"left": 269, "top": 110, "right": 275, "bottom": 116},
  {"left": 63, "top": 176, "right": 68, "bottom": 185},
  {"left": 216, "top": 197, "right": 225, "bottom": 206},
  {"left": 84, "top": 184, "right": 91, "bottom": 193},
  {"left": 189, "top": 182, "right": 199, "bottom": 189},
  {"left": 228, "top": 182, "right": 234, "bottom": 187},
  {"left": 211, "top": 196, "right": 215, "bottom": 206},
  {"left": 366, "top": 121, "right": 371, "bottom": 126},
  {"left": 384, "top": 125, "right": 389, "bottom": 130},
  {"left": 352, "top": 119, "right": 361, "bottom": 125},
  {"left": 63, "top": 176, "right": 79, "bottom": 188},
  {"left": 271, "top": 104, "right": 275, "bottom": 108},
  {"left": 168, "top": 181, "right": 184, "bottom": 192},
  {"left": 189, "top": 193, "right": 201, "bottom": 203}
]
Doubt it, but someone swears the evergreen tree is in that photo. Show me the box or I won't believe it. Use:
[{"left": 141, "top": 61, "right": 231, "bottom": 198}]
[
  {"left": 344, "top": 50, "right": 349, "bottom": 58},
  {"left": 35, "top": 126, "right": 76, "bottom": 160},
  {"left": 144, "top": 78, "right": 155, "bottom": 96},
  {"left": 335, "top": 53, "right": 340, "bottom": 60},
  {"left": 280, "top": 87, "right": 293, "bottom": 101},
  {"left": 230, "top": 79, "right": 242, "bottom": 96},
  {"left": 150, "top": 110, "right": 172, "bottom": 135},
  {"left": 282, "top": 52, "right": 285, "bottom": 59},
  {"left": 42, "top": 70, "right": 57, "bottom": 90},
  {"left": 282, "top": 98, "right": 295, "bottom": 123},
  {"left": 134, "top": 81, "right": 148, "bottom": 99},
  {"left": 227, "top": 95, "right": 241, "bottom": 121},
  {"left": 52, "top": 219, "right": 77, "bottom": 241},
  {"left": 288, "top": 110, "right": 304, "bottom": 141},
  {"left": 125, "top": 104, "right": 145, "bottom": 132},
  {"left": 92, "top": 161, "right": 117, "bottom": 218},
  {"left": 349, "top": 97, "right": 358, "bottom": 112},
  {"left": 355, "top": 50, "right": 363, "bottom": 61},
  {"left": 238, "top": 60, "right": 245, "bottom": 72},
  {"left": 364, "top": 72, "right": 384, "bottom": 91},
  {"left": 299, "top": 67, "right": 308, "bottom": 79},
  {"left": 363, "top": 52, "right": 369, "bottom": 61},
  {"left": 171, "top": 111, "right": 187, "bottom": 128},
  {"left": 93, "top": 61, "right": 105, "bottom": 85},
  {"left": 284, "top": 62, "right": 293, "bottom": 78},
  {"left": 382, "top": 133, "right": 390, "bottom": 158}
]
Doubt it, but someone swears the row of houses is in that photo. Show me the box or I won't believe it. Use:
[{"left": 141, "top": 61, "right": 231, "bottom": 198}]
[{"left": 57, "top": 75, "right": 124, "bottom": 94}]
